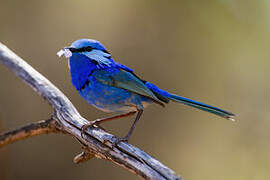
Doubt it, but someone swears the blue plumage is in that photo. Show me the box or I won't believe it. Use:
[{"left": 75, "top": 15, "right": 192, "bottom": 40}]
[{"left": 58, "top": 39, "right": 235, "bottom": 143}]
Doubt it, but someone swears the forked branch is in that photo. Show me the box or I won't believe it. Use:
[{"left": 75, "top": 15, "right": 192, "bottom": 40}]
[{"left": 0, "top": 43, "right": 183, "bottom": 180}]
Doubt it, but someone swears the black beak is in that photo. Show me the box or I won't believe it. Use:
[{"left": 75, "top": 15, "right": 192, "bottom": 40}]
[{"left": 63, "top": 47, "right": 77, "bottom": 52}]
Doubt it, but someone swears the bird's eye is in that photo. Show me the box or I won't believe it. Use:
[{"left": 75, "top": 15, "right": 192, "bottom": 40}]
[{"left": 84, "top": 46, "right": 93, "bottom": 52}]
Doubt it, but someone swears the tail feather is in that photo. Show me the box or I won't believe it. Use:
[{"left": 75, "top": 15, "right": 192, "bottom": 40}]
[
  {"left": 168, "top": 94, "right": 235, "bottom": 120},
  {"left": 145, "top": 82, "right": 235, "bottom": 120}
]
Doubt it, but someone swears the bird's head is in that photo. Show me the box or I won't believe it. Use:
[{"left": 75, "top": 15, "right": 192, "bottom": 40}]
[
  {"left": 57, "top": 39, "right": 113, "bottom": 68},
  {"left": 58, "top": 39, "right": 115, "bottom": 90}
]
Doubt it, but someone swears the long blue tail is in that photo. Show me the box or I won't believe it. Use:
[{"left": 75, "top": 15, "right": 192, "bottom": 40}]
[
  {"left": 168, "top": 93, "right": 235, "bottom": 120},
  {"left": 145, "top": 82, "right": 235, "bottom": 120}
]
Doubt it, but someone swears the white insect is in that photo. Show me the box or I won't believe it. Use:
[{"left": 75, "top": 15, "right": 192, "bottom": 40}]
[{"left": 57, "top": 48, "right": 72, "bottom": 58}]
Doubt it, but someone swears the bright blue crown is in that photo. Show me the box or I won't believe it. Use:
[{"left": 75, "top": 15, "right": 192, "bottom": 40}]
[{"left": 71, "top": 39, "right": 107, "bottom": 51}]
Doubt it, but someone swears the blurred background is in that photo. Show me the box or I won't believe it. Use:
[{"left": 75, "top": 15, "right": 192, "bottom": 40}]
[{"left": 0, "top": 0, "right": 269, "bottom": 179}]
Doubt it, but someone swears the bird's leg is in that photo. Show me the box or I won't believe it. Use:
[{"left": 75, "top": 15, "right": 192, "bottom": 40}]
[
  {"left": 81, "top": 111, "right": 136, "bottom": 137},
  {"left": 114, "top": 110, "right": 143, "bottom": 145}
]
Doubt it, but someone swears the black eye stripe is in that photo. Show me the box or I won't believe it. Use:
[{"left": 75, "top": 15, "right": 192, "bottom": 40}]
[
  {"left": 84, "top": 46, "right": 93, "bottom": 51},
  {"left": 69, "top": 46, "right": 93, "bottom": 53},
  {"left": 102, "top": 49, "right": 110, "bottom": 54},
  {"left": 91, "top": 60, "right": 99, "bottom": 65},
  {"left": 69, "top": 46, "right": 110, "bottom": 54}
]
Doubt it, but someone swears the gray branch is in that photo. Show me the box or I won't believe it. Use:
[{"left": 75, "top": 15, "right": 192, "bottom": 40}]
[{"left": 0, "top": 42, "right": 183, "bottom": 180}]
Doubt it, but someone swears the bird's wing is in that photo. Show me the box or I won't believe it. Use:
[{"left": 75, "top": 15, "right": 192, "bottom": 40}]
[{"left": 93, "top": 69, "right": 165, "bottom": 107}]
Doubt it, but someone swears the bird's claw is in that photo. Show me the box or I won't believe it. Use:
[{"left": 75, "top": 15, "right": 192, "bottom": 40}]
[
  {"left": 81, "top": 122, "right": 94, "bottom": 138},
  {"left": 113, "top": 137, "right": 129, "bottom": 147},
  {"left": 81, "top": 120, "right": 105, "bottom": 138}
]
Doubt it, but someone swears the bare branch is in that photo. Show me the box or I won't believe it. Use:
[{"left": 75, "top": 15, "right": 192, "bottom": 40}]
[
  {"left": 0, "top": 118, "right": 59, "bottom": 147},
  {"left": 73, "top": 150, "right": 95, "bottom": 164},
  {"left": 0, "top": 43, "right": 183, "bottom": 180}
]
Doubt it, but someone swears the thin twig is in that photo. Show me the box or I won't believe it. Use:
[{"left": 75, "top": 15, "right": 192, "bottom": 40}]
[
  {"left": 73, "top": 150, "right": 95, "bottom": 164},
  {"left": 0, "top": 43, "right": 183, "bottom": 180},
  {"left": 0, "top": 118, "right": 58, "bottom": 147}
]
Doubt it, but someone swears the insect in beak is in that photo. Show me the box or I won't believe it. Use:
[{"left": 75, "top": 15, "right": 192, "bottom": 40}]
[{"left": 57, "top": 47, "right": 73, "bottom": 58}]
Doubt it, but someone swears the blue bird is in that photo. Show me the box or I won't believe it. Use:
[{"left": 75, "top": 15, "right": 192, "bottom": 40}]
[{"left": 58, "top": 39, "right": 235, "bottom": 144}]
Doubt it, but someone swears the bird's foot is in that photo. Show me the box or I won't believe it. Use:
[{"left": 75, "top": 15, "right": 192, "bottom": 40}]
[
  {"left": 81, "top": 120, "right": 105, "bottom": 138},
  {"left": 113, "top": 136, "right": 129, "bottom": 147}
]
